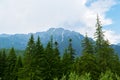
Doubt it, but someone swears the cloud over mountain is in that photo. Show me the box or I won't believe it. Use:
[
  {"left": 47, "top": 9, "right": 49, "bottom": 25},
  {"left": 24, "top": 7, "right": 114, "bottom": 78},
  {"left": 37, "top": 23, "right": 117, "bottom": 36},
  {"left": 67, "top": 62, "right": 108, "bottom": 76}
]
[{"left": 0, "top": 0, "right": 119, "bottom": 44}]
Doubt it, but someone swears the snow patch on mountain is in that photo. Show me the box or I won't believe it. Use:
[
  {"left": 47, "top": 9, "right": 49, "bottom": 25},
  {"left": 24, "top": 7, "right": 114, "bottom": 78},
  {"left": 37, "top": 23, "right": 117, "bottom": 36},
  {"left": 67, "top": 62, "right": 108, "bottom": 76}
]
[{"left": 61, "top": 31, "right": 64, "bottom": 42}]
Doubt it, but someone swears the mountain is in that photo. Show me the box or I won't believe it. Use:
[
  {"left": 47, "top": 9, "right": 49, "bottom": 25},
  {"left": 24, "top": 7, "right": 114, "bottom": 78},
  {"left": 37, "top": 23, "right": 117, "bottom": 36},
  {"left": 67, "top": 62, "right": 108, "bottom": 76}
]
[
  {"left": 0, "top": 28, "right": 84, "bottom": 55},
  {"left": 0, "top": 28, "right": 120, "bottom": 55}
]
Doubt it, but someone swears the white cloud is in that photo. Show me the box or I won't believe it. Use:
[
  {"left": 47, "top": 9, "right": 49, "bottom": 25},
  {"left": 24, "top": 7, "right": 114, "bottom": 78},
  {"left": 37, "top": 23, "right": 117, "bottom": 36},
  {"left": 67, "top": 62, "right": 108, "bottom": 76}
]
[
  {"left": 104, "top": 30, "right": 120, "bottom": 44},
  {"left": 0, "top": 0, "right": 119, "bottom": 44}
]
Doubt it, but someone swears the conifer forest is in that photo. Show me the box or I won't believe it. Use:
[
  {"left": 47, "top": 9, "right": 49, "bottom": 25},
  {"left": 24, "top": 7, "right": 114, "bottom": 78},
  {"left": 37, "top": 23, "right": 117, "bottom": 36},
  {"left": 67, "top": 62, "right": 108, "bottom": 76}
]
[{"left": 0, "top": 17, "right": 120, "bottom": 80}]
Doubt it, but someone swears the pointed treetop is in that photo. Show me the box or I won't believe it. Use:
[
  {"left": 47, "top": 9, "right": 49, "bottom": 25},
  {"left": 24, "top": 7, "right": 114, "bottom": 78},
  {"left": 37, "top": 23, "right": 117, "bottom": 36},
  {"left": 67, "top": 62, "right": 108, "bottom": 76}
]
[
  {"left": 94, "top": 14, "right": 105, "bottom": 49},
  {"left": 96, "top": 14, "right": 102, "bottom": 27}
]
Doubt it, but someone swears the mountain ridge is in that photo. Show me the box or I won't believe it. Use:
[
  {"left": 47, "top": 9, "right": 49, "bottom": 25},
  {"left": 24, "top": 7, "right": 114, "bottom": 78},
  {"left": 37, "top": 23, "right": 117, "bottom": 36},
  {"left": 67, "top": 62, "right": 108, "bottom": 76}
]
[{"left": 0, "top": 28, "right": 120, "bottom": 55}]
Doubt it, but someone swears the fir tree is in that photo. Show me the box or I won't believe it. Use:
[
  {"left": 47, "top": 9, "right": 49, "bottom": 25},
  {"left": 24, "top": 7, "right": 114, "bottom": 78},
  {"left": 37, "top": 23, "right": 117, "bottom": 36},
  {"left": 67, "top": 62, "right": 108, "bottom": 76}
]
[
  {"left": 94, "top": 15, "right": 104, "bottom": 50},
  {"left": 74, "top": 34, "right": 98, "bottom": 79},
  {"left": 4, "top": 48, "right": 17, "bottom": 80},
  {"left": 94, "top": 16, "right": 109, "bottom": 72},
  {"left": 62, "top": 49, "right": 72, "bottom": 78},
  {"left": 94, "top": 15, "right": 120, "bottom": 75},
  {"left": 53, "top": 41, "right": 61, "bottom": 79},
  {"left": 40, "top": 36, "right": 59, "bottom": 80},
  {"left": 0, "top": 51, "right": 2, "bottom": 79},
  {"left": 14, "top": 56, "right": 23, "bottom": 80},
  {"left": 68, "top": 38, "right": 75, "bottom": 62},
  {"left": 62, "top": 39, "right": 75, "bottom": 77},
  {"left": 1, "top": 50, "right": 7, "bottom": 80},
  {"left": 22, "top": 34, "right": 35, "bottom": 80},
  {"left": 82, "top": 34, "right": 94, "bottom": 54},
  {"left": 33, "top": 36, "right": 44, "bottom": 79}
]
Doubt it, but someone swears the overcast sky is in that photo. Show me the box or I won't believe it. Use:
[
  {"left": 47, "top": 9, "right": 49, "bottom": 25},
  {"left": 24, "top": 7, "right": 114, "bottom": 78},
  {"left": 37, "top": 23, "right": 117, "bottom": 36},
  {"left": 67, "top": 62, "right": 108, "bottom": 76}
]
[{"left": 0, "top": 0, "right": 120, "bottom": 44}]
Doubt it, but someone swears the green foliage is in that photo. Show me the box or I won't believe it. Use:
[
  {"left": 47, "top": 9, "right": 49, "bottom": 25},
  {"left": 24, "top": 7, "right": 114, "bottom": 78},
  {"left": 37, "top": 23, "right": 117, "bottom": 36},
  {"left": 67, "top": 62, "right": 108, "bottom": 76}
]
[
  {"left": 74, "top": 34, "right": 98, "bottom": 79},
  {"left": 94, "top": 16, "right": 120, "bottom": 77},
  {"left": 68, "top": 39, "right": 75, "bottom": 62},
  {"left": 14, "top": 56, "right": 23, "bottom": 80},
  {"left": 32, "top": 36, "right": 44, "bottom": 79},
  {"left": 62, "top": 49, "right": 72, "bottom": 76},
  {"left": 21, "top": 34, "right": 35, "bottom": 80},
  {"left": 116, "top": 74, "right": 120, "bottom": 80},
  {"left": 39, "top": 39, "right": 54, "bottom": 80},
  {"left": 94, "top": 15, "right": 105, "bottom": 49},
  {"left": 60, "top": 75, "right": 66, "bottom": 80},
  {"left": 36, "top": 36, "right": 61, "bottom": 80},
  {"left": 99, "top": 70, "right": 120, "bottom": 80},
  {"left": 69, "top": 72, "right": 80, "bottom": 80},
  {"left": 82, "top": 34, "right": 94, "bottom": 54},
  {"left": 0, "top": 50, "right": 7, "bottom": 80},
  {"left": 79, "top": 73, "right": 91, "bottom": 80},
  {"left": 61, "top": 39, "right": 75, "bottom": 79},
  {"left": 74, "top": 53, "right": 98, "bottom": 79},
  {"left": 56, "top": 72, "right": 91, "bottom": 80},
  {"left": 4, "top": 47, "right": 17, "bottom": 80},
  {"left": 99, "top": 70, "right": 113, "bottom": 80}
]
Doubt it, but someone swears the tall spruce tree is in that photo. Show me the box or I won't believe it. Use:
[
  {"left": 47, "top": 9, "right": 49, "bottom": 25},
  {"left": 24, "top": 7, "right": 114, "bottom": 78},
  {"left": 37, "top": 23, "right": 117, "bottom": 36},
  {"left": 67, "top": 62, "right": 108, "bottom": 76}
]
[
  {"left": 0, "top": 50, "right": 7, "bottom": 80},
  {"left": 53, "top": 41, "right": 61, "bottom": 79},
  {"left": 82, "top": 34, "right": 94, "bottom": 54},
  {"left": 94, "top": 15, "right": 104, "bottom": 50},
  {"left": 0, "top": 51, "right": 2, "bottom": 79},
  {"left": 4, "top": 48, "right": 17, "bottom": 80},
  {"left": 33, "top": 36, "right": 44, "bottom": 79},
  {"left": 14, "top": 56, "right": 23, "bottom": 80},
  {"left": 39, "top": 36, "right": 58, "bottom": 80},
  {"left": 62, "top": 39, "right": 75, "bottom": 79},
  {"left": 62, "top": 49, "right": 72, "bottom": 77},
  {"left": 23, "top": 34, "right": 35, "bottom": 80},
  {"left": 67, "top": 38, "right": 75, "bottom": 63},
  {"left": 54, "top": 41, "right": 60, "bottom": 61},
  {"left": 94, "top": 15, "right": 107, "bottom": 72},
  {"left": 94, "top": 15, "right": 120, "bottom": 74},
  {"left": 74, "top": 34, "right": 98, "bottom": 79}
]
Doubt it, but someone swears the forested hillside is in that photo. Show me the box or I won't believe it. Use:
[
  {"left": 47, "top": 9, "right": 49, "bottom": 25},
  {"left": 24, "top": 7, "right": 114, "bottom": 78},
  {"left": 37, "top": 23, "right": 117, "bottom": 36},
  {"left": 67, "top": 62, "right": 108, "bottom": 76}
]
[{"left": 0, "top": 17, "right": 120, "bottom": 80}]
